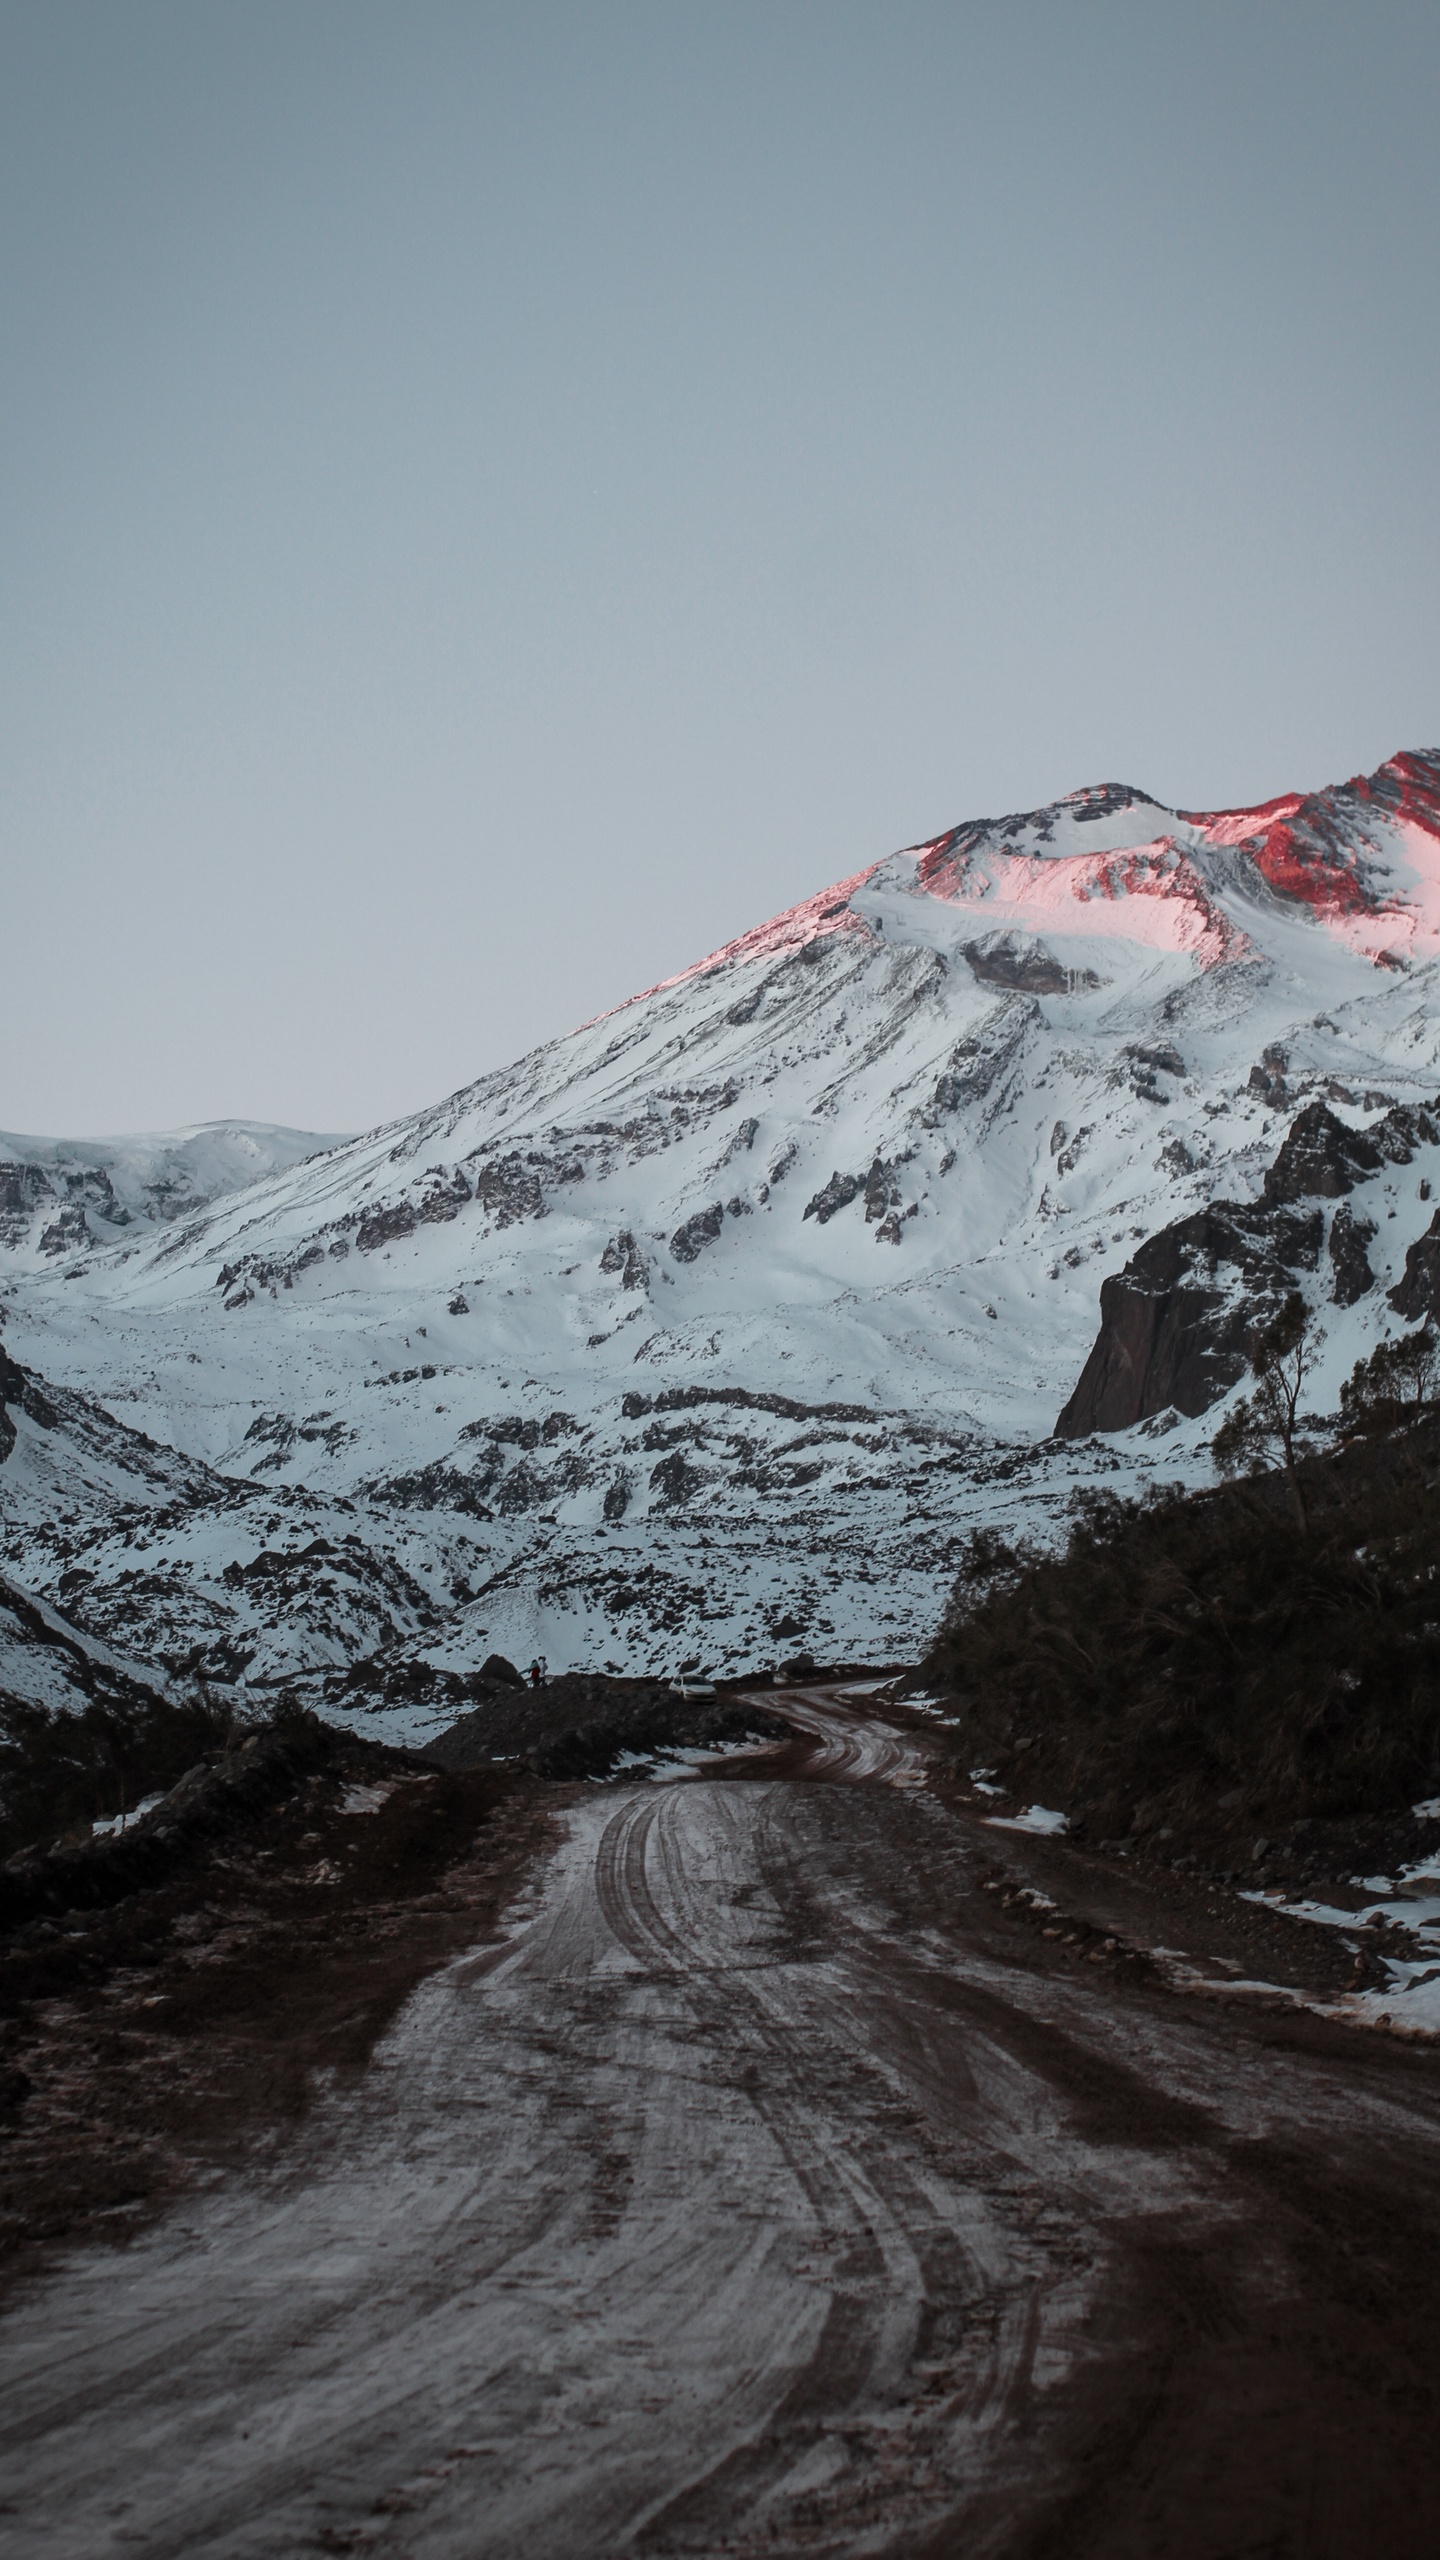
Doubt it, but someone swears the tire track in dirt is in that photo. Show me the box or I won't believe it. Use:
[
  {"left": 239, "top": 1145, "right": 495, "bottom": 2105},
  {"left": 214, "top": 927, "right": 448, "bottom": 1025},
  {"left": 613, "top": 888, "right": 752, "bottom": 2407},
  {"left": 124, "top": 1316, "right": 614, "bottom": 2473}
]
[
  {"left": 3, "top": 1688, "right": 1440, "bottom": 2557},
  {"left": 585, "top": 1730, "right": 1099, "bottom": 2553}
]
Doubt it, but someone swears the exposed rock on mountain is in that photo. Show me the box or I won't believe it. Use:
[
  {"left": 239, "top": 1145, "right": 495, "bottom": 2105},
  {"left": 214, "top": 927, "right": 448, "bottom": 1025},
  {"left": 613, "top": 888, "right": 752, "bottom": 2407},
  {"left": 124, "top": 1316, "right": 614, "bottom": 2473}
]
[
  {"left": 7, "top": 748, "right": 1440, "bottom": 1707},
  {"left": 1328, "top": 1203, "right": 1378, "bottom": 1306},
  {"left": 1054, "top": 1195, "right": 1323, "bottom": 1436},
  {"left": 1390, "top": 1214, "right": 1440, "bottom": 1322},
  {"left": 1057, "top": 1098, "right": 1440, "bottom": 1435},
  {"left": 599, "top": 1231, "right": 648, "bottom": 1290},
  {"left": 962, "top": 931, "right": 1102, "bottom": 995},
  {"left": 0, "top": 1122, "right": 347, "bottom": 1269}
]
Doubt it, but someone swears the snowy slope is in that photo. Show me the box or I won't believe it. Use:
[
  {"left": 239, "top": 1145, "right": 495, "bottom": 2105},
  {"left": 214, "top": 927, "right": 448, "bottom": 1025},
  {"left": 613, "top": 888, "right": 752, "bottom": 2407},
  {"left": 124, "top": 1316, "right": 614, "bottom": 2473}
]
[
  {"left": 0, "top": 1120, "right": 350, "bottom": 1268},
  {"left": 5, "top": 749, "right": 1440, "bottom": 1728}
]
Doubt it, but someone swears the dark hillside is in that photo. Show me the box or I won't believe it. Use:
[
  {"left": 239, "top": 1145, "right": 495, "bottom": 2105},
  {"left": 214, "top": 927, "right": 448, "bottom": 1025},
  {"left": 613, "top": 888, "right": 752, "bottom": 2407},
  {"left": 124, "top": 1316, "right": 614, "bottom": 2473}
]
[{"left": 922, "top": 1415, "right": 1440, "bottom": 1873}]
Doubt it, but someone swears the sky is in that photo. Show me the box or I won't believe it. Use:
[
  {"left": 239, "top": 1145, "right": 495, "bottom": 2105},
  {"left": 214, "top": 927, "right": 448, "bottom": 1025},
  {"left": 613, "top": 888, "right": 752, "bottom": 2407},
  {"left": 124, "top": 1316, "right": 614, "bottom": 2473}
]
[{"left": 3, "top": 1, "right": 1438, "bottom": 1139}]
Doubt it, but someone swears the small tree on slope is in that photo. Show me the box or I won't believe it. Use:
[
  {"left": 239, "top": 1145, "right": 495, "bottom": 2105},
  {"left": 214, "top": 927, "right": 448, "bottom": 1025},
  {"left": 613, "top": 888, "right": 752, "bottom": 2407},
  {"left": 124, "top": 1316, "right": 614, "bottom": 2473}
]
[
  {"left": 1339, "top": 1321, "right": 1440, "bottom": 1436},
  {"left": 1213, "top": 1291, "right": 1324, "bottom": 1533}
]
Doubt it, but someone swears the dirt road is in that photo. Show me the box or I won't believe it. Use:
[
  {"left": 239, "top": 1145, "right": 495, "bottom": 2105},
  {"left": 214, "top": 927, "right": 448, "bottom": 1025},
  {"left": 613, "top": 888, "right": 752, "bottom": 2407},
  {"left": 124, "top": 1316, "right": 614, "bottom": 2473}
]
[{"left": 3, "top": 1686, "right": 1440, "bottom": 2557}]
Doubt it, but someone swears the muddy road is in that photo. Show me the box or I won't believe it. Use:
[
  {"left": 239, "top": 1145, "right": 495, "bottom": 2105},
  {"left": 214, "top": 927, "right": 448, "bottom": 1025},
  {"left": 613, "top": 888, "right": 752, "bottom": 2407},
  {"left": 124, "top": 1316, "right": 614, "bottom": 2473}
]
[{"left": 3, "top": 1686, "right": 1440, "bottom": 2558}]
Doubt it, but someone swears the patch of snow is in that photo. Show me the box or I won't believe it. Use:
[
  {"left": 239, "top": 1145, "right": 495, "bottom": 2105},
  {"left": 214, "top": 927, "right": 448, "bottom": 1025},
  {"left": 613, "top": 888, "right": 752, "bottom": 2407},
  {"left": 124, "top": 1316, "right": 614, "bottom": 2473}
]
[
  {"left": 338, "top": 1782, "right": 399, "bottom": 1815},
  {"left": 92, "top": 1792, "right": 164, "bottom": 1836},
  {"left": 986, "top": 1805, "right": 1069, "bottom": 1836}
]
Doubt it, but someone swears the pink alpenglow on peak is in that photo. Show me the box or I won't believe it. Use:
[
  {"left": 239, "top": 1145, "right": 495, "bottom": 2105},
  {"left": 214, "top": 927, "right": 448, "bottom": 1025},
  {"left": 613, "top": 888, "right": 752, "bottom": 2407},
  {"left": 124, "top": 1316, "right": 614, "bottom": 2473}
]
[
  {"left": 585, "top": 751, "right": 1440, "bottom": 1038},
  {"left": 908, "top": 829, "right": 1248, "bottom": 969}
]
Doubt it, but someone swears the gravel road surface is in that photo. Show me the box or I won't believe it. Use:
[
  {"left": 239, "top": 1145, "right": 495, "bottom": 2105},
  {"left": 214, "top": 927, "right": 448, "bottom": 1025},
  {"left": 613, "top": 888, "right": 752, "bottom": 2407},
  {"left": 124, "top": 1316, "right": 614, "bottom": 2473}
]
[{"left": 3, "top": 1686, "right": 1440, "bottom": 2558}]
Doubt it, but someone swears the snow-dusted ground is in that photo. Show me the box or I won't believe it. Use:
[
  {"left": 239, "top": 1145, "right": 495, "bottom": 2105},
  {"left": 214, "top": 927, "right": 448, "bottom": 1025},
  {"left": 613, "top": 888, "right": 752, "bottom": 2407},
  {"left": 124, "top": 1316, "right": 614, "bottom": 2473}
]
[
  {"left": 5, "top": 752, "right": 1440, "bottom": 1714},
  {"left": 7, "top": 1688, "right": 1440, "bottom": 2556},
  {"left": 0, "top": 1560, "right": 180, "bottom": 1728}
]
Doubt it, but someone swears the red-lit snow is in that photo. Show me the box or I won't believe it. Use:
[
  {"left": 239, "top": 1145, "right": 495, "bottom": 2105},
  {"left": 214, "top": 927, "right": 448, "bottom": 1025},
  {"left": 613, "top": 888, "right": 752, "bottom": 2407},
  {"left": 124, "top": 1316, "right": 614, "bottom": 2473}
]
[{"left": 5, "top": 749, "right": 1440, "bottom": 1705}]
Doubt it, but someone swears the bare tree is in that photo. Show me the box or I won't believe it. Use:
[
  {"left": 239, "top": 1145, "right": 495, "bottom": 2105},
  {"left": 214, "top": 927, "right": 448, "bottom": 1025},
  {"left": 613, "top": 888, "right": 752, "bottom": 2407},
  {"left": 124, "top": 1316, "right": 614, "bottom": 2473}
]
[{"left": 1213, "top": 1291, "right": 1324, "bottom": 1531}]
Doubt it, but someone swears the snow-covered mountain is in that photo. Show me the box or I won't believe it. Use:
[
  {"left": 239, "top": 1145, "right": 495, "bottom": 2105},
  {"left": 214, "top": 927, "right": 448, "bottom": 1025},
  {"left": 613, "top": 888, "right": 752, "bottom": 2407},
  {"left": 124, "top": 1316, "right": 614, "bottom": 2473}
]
[
  {"left": 5, "top": 748, "right": 1440, "bottom": 1734},
  {"left": 0, "top": 1120, "right": 349, "bottom": 1268}
]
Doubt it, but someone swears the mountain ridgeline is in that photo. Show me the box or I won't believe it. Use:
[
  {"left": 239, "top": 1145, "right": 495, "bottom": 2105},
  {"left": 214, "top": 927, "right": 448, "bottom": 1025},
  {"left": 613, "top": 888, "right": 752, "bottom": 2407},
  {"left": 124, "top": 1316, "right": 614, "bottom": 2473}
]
[{"left": 4, "top": 747, "right": 1440, "bottom": 1713}]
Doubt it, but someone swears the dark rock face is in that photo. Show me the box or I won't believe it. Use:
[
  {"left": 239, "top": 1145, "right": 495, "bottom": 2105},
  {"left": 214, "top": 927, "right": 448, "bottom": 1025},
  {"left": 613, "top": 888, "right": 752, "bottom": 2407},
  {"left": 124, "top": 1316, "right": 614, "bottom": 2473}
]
[
  {"left": 1054, "top": 1202, "right": 1322, "bottom": 1435},
  {"left": 803, "top": 1170, "right": 863, "bottom": 1225},
  {"left": 864, "top": 1157, "right": 903, "bottom": 1222},
  {"left": 649, "top": 1448, "right": 707, "bottom": 1506},
  {"left": 416, "top": 1168, "right": 472, "bottom": 1223},
  {"left": 600, "top": 1230, "right": 648, "bottom": 1288},
  {"left": 1126, "top": 1043, "right": 1186, "bottom": 1103},
  {"left": 1329, "top": 1202, "right": 1378, "bottom": 1305},
  {"left": 1390, "top": 1211, "right": 1440, "bottom": 1320},
  {"left": 1129, "top": 1042, "right": 1186, "bottom": 1082},
  {"left": 0, "top": 1346, "right": 25, "bottom": 1465},
  {"left": 963, "top": 933, "right": 1101, "bottom": 995},
  {"left": 0, "top": 1163, "right": 56, "bottom": 1253},
  {"left": 1248, "top": 1044, "right": 1290, "bottom": 1109},
  {"left": 1262, "top": 1102, "right": 1385, "bottom": 1204},
  {"left": 0, "top": 1346, "right": 60, "bottom": 1464},
  {"left": 1265, "top": 1098, "right": 1438, "bottom": 1207},
  {"left": 38, "top": 1202, "right": 91, "bottom": 1257},
  {"left": 669, "top": 1202, "right": 725, "bottom": 1263},
  {"left": 472, "top": 1153, "right": 546, "bottom": 1227},
  {"left": 356, "top": 1200, "right": 417, "bottom": 1254},
  {"left": 1059, "top": 1093, "right": 1440, "bottom": 1436},
  {"left": 478, "top": 1652, "right": 524, "bottom": 1688}
]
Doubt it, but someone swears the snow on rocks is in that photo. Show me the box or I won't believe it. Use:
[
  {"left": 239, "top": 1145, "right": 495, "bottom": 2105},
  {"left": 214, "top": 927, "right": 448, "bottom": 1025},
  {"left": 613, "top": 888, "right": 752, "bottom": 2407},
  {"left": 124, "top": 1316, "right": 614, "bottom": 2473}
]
[
  {"left": 5, "top": 748, "right": 1440, "bottom": 1718},
  {"left": 0, "top": 1122, "right": 348, "bottom": 1271}
]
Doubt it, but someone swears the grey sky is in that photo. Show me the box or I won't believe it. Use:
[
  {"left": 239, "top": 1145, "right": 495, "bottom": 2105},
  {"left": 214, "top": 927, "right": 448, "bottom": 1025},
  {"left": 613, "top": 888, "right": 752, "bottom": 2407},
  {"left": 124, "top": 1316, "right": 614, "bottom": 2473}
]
[{"left": 3, "top": 1, "right": 1438, "bottom": 1136}]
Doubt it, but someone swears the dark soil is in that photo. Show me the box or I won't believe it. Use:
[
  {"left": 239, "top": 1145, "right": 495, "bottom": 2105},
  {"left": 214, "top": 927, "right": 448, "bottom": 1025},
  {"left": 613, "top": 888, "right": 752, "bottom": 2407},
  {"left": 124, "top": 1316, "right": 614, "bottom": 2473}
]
[
  {"left": 7, "top": 1684, "right": 1440, "bottom": 2557},
  {"left": 422, "top": 1669, "right": 791, "bottom": 1779},
  {"left": 0, "top": 1678, "right": 790, "bottom": 2303},
  {"left": 928, "top": 1762, "right": 1367, "bottom": 2003},
  {"left": 0, "top": 1720, "right": 549, "bottom": 2304}
]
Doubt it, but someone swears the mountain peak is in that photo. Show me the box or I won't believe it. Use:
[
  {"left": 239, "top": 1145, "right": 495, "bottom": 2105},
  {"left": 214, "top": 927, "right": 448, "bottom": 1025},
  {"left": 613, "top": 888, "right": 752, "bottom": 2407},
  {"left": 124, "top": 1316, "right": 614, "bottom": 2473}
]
[{"left": 8, "top": 746, "right": 1440, "bottom": 1694}]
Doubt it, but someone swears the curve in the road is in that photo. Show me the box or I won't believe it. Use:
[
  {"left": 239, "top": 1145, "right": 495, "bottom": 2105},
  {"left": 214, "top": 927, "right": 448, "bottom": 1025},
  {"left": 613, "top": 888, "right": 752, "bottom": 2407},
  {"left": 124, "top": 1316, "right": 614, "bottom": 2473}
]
[{"left": 3, "top": 1686, "right": 1440, "bottom": 2559}]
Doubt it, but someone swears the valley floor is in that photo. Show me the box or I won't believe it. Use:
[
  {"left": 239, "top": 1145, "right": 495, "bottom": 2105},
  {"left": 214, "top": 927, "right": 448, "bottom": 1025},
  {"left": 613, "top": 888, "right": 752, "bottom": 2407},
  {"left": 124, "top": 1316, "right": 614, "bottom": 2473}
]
[{"left": 3, "top": 1692, "right": 1440, "bottom": 2556}]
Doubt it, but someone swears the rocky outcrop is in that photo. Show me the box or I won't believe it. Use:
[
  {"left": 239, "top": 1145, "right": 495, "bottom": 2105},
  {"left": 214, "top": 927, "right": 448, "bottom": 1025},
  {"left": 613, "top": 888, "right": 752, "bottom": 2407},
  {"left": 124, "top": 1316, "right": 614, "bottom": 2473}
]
[
  {"left": 0, "top": 1346, "right": 25, "bottom": 1465},
  {"left": 356, "top": 1199, "right": 417, "bottom": 1253},
  {"left": 962, "top": 932, "right": 1101, "bottom": 995},
  {"left": 1125, "top": 1042, "right": 1186, "bottom": 1102},
  {"left": 1329, "top": 1202, "right": 1378, "bottom": 1306},
  {"left": 1390, "top": 1212, "right": 1440, "bottom": 1321},
  {"left": 924, "top": 998, "right": 1037, "bottom": 1125},
  {"left": 670, "top": 1202, "right": 725, "bottom": 1263},
  {"left": 1265, "top": 1098, "right": 1438, "bottom": 1204},
  {"left": 0, "top": 1163, "right": 55, "bottom": 1250},
  {"left": 0, "top": 1347, "right": 61, "bottom": 1466},
  {"left": 38, "top": 1202, "right": 92, "bottom": 1257},
  {"left": 1058, "top": 1095, "right": 1440, "bottom": 1436},
  {"left": 600, "top": 1230, "right": 648, "bottom": 1288},
  {"left": 1054, "top": 1201, "right": 1322, "bottom": 1435},
  {"left": 1263, "top": 1102, "right": 1383, "bottom": 1202},
  {"left": 803, "top": 1169, "right": 863, "bottom": 1225},
  {"left": 1248, "top": 1045, "right": 1290, "bottom": 1109},
  {"left": 472, "top": 1153, "right": 547, "bottom": 1226},
  {"left": 801, "top": 1154, "right": 914, "bottom": 1234}
]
